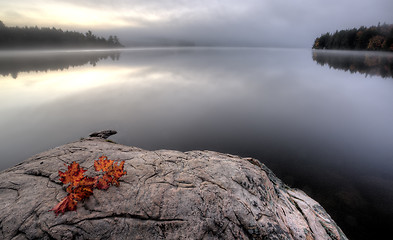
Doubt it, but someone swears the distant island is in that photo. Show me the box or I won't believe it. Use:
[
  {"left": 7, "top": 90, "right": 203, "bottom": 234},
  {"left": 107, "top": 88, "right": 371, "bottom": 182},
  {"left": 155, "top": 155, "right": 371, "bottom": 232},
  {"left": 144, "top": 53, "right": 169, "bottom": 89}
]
[
  {"left": 0, "top": 20, "right": 123, "bottom": 49},
  {"left": 313, "top": 23, "right": 393, "bottom": 51}
]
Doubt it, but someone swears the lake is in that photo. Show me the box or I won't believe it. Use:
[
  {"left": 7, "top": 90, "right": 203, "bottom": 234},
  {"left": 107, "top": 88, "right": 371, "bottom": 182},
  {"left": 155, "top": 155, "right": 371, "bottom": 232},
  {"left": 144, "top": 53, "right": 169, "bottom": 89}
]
[{"left": 1, "top": 47, "right": 393, "bottom": 239}]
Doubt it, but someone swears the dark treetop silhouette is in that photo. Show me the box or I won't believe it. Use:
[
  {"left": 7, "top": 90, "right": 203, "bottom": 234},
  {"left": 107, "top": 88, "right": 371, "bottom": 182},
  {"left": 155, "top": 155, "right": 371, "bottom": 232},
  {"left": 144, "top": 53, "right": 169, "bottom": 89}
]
[
  {"left": 0, "top": 20, "right": 123, "bottom": 49},
  {"left": 313, "top": 23, "right": 393, "bottom": 52}
]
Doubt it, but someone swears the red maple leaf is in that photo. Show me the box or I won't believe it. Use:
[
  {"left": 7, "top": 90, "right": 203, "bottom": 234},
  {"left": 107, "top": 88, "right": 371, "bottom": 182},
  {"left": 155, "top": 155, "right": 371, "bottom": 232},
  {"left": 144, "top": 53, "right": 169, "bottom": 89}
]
[
  {"left": 52, "top": 156, "right": 127, "bottom": 215},
  {"left": 94, "top": 155, "right": 114, "bottom": 172},
  {"left": 95, "top": 156, "right": 127, "bottom": 188},
  {"left": 72, "top": 177, "right": 96, "bottom": 200},
  {"left": 51, "top": 177, "right": 95, "bottom": 216},
  {"left": 58, "top": 161, "right": 86, "bottom": 187},
  {"left": 51, "top": 194, "right": 78, "bottom": 216},
  {"left": 106, "top": 160, "right": 127, "bottom": 186},
  {"left": 95, "top": 174, "right": 112, "bottom": 190},
  {"left": 96, "top": 159, "right": 127, "bottom": 188}
]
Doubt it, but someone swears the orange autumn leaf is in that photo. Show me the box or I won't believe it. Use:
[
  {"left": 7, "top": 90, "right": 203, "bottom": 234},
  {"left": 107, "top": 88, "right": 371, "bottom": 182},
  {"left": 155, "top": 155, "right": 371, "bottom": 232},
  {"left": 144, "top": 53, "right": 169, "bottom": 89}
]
[
  {"left": 52, "top": 186, "right": 95, "bottom": 215},
  {"left": 106, "top": 160, "right": 127, "bottom": 186},
  {"left": 95, "top": 158, "right": 127, "bottom": 189},
  {"left": 96, "top": 174, "right": 112, "bottom": 190},
  {"left": 78, "top": 176, "right": 97, "bottom": 187},
  {"left": 95, "top": 156, "right": 127, "bottom": 188},
  {"left": 72, "top": 177, "right": 96, "bottom": 200},
  {"left": 94, "top": 155, "right": 114, "bottom": 172},
  {"left": 52, "top": 156, "right": 127, "bottom": 215},
  {"left": 51, "top": 194, "right": 78, "bottom": 216},
  {"left": 58, "top": 161, "right": 86, "bottom": 187}
]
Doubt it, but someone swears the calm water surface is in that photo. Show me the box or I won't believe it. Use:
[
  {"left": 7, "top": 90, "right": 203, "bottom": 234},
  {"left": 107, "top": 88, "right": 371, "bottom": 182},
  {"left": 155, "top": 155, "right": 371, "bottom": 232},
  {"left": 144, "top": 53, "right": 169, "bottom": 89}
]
[{"left": 1, "top": 48, "right": 393, "bottom": 239}]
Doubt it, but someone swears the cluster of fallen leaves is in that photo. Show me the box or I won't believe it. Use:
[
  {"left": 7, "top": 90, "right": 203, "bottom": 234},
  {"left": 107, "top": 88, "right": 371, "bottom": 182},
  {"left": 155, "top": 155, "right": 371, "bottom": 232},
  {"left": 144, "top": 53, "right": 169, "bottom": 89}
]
[{"left": 51, "top": 156, "right": 127, "bottom": 216}]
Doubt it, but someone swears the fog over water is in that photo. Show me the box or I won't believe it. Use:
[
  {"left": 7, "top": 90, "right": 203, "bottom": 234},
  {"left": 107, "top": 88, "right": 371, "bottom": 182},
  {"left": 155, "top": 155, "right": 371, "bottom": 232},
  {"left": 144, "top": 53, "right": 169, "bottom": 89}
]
[
  {"left": 1, "top": 48, "right": 393, "bottom": 239},
  {"left": 1, "top": 1, "right": 393, "bottom": 239}
]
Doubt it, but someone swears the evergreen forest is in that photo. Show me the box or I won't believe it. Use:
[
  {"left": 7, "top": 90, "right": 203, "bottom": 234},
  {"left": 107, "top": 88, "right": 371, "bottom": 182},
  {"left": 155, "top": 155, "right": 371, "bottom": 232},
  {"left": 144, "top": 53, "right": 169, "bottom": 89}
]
[
  {"left": 0, "top": 20, "right": 123, "bottom": 49},
  {"left": 313, "top": 23, "right": 393, "bottom": 51}
]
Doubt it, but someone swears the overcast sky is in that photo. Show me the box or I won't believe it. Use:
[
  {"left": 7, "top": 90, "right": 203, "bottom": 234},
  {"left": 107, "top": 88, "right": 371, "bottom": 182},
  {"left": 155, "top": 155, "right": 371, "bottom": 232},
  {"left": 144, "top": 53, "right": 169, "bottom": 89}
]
[{"left": 1, "top": 0, "right": 393, "bottom": 47}]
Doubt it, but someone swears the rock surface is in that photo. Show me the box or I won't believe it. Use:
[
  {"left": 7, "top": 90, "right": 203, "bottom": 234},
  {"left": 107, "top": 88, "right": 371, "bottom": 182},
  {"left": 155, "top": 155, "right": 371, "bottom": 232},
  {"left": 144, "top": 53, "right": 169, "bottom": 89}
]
[
  {"left": 0, "top": 133, "right": 347, "bottom": 239},
  {"left": 89, "top": 130, "right": 117, "bottom": 139}
]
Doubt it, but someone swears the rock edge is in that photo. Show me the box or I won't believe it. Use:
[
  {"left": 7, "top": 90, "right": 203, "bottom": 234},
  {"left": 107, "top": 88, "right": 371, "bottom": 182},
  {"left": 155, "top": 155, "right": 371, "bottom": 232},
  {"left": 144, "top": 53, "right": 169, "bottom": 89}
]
[{"left": 0, "top": 135, "right": 347, "bottom": 239}]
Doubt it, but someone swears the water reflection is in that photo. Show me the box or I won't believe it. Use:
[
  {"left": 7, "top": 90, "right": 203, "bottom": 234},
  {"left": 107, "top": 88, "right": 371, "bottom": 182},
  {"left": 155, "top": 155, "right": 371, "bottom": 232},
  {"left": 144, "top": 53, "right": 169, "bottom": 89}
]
[
  {"left": 312, "top": 50, "right": 393, "bottom": 78},
  {"left": 1, "top": 48, "right": 393, "bottom": 239},
  {"left": 0, "top": 50, "right": 121, "bottom": 79}
]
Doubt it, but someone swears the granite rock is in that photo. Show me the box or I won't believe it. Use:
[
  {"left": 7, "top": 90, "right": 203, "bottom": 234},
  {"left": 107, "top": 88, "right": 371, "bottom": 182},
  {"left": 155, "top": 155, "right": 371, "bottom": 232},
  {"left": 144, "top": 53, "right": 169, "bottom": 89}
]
[
  {"left": 89, "top": 130, "right": 117, "bottom": 139},
  {"left": 0, "top": 133, "right": 347, "bottom": 239}
]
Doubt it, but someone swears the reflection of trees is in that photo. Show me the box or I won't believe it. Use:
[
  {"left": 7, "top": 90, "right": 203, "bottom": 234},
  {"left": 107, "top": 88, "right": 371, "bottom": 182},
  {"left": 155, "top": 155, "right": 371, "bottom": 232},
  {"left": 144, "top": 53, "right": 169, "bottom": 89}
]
[
  {"left": 312, "top": 50, "right": 393, "bottom": 78},
  {"left": 0, "top": 51, "right": 121, "bottom": 79}
]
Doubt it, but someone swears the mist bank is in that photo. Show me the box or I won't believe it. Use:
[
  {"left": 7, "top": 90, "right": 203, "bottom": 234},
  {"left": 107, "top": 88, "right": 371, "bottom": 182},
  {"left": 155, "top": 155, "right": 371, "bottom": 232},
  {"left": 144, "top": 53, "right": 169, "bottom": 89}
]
[
  {"left": 0, "top": 20, "right": 123, "bottom": 49},
  {"left": 96, "top": 22, "right": 310, "bottom": 49}
]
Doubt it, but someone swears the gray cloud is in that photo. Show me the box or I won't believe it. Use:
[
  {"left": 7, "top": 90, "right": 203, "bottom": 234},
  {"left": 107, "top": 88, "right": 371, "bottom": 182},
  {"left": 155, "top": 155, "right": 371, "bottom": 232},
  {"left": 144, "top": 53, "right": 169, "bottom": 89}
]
[
  {"left": 93, "top": 0, "right": 393, "bottom": 47},
  {"left": 3, "top": 0, "right": 393, "bottom": 47}
]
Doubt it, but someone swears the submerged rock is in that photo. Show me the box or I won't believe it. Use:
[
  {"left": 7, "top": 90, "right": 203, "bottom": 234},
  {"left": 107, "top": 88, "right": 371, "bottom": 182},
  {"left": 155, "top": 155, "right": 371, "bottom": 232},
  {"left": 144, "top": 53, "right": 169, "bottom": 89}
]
[{"left": 0, "top": 132, "right": 347, "bottom": 239}]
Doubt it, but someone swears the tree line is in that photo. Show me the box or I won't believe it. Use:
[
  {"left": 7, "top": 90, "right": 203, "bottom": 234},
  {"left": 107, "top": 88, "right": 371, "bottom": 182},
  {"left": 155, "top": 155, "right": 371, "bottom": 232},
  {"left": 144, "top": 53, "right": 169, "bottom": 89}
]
[
  {"left": 313, "top": 23, "right": 393, "bottom": 51},
  {"left": 0, "top": 20, "right": 123, "bottom": 49}
]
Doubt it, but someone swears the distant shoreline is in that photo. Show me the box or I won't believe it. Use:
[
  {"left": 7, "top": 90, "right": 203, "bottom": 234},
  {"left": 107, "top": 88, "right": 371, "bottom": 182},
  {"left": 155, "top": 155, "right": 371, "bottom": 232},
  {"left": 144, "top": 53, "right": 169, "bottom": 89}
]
[
  {"left": 0, "top": 20, "right": 123, "bottom": 49},
  {"left": 312, "top": 23, "right": 393, "bottom": 52}
]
